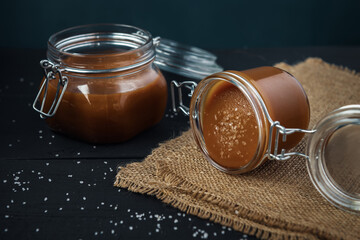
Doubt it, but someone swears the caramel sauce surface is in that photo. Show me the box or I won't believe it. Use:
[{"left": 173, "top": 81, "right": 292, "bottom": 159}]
[{"left": 202, "top": 81, "right": 259, "bottom": 169}]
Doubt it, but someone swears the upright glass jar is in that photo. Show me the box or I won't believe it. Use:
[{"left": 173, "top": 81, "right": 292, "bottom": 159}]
[
  {"left": 33, "top": 24, "right": 223, "bottom": 143},
  {"left": 33, "top": 24, "right": 168, "bottom": 143}
]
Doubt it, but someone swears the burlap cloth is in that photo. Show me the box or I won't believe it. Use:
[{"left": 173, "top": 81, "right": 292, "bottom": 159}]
[{"left": 114, "top": 58, "right": 360, "bottom": 240}]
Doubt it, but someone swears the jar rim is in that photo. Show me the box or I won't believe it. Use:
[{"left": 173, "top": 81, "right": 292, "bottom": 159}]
[
  {"left": 49, "top": 23, "right": 152, "bottom": 55},
  {"left": 47, "top": 23, "right": 156, "bottom": 73},
  {"left": 189, "top": 71, "right": 269, "bottom": 174}
]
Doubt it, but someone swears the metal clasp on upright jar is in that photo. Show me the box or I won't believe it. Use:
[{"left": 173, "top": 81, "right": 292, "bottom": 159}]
[{"left": 33, "top": 60, "right": 68, "bottom": 119}]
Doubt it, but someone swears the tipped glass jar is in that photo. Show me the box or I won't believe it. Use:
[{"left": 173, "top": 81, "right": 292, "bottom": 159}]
[{"left": 172, "top": 67, "right": 360, "bottom": 214}]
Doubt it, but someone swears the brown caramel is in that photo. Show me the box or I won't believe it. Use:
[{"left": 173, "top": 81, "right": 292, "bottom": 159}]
[
  {"left": 240, "top": 67, "right": 310, "bottom": 150},
  {"left": 42, "top": 65, "right": 167, "bottom": 143},
  {"left": 201, "top": 67, "right": 310, "bottom": 170},
  {"left": 202, "top": 81, "right": 259, "bottom": 168}
]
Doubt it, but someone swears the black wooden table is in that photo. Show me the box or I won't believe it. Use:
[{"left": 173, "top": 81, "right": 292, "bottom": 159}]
[{"left": 0, "top": 47, "right": 359, "bottom": 239}]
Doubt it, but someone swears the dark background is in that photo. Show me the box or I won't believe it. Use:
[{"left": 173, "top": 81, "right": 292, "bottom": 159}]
[
  {"left": 1, "top": 1, "right": 360, "bottom": 239},
  {"left": 1, "top": 0, "right": 360, "bottom": 49}
]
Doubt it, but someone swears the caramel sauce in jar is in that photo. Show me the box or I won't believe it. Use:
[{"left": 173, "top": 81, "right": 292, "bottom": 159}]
[
  {"left": 202, "top": 81, "right": 259, "bottom": 169},
  {"left": 35, "top": 24, "right": 167, "bottom": 143},
  {"left": 190, "top": 66, "right": 310, "bottom": 173}
]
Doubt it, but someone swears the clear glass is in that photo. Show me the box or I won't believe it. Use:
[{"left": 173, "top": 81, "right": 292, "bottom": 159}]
[
  {"left": 306, "top": 105, "right": 360, "bottom": 214},
  {"left": 47, "top": 24, "right": 155, "bottom": 72},
  {"left": 189, "top": 67, "right": 310, "bottom": 173},
  {"left": 155, "top": 38, "right": 223, "bottom": 80},
  {"left": 39, "top": 24, "right": 167, "bottom": 143}
]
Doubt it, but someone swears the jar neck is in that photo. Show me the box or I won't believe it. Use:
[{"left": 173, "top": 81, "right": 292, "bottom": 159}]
[{"left": 47, "top": 24, "right": 156, "bottom": 74}]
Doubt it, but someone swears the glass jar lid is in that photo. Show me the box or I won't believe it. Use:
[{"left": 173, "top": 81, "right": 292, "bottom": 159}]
[
  {"left": 155, "top": 38, "right": 223, "bottom": 80},
  {"left": 306, "top": 105, "right": 360, "bottom": 214}
]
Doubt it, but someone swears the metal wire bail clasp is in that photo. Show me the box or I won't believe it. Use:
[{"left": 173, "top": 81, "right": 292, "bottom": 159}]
[
  {"left": 33, "top": 60, "right": 68, "bottom": 119},
  {"left": 266, "top": 121, "right": 316, "bottom": 161},
  {"left": 170, "top": 80, "right": 197, "bottom": 116}
]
